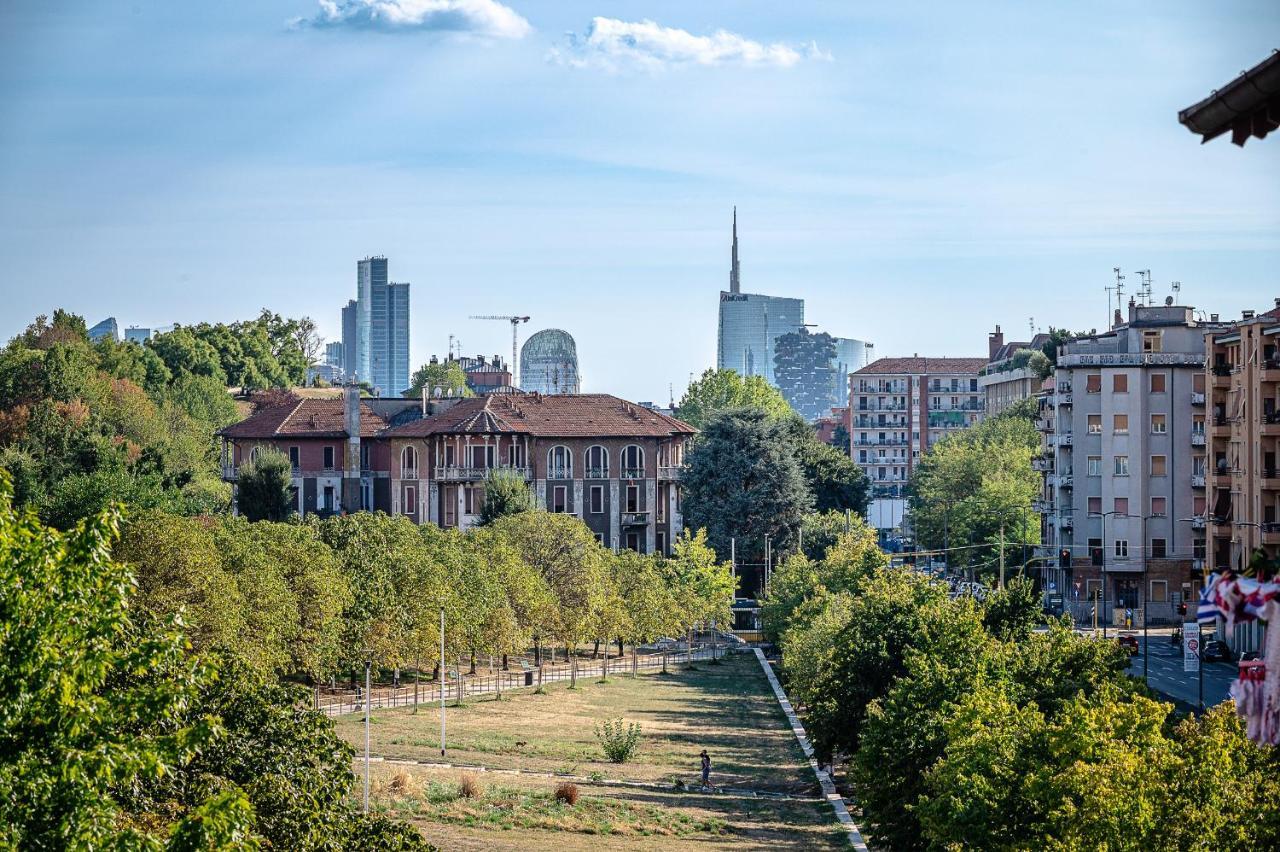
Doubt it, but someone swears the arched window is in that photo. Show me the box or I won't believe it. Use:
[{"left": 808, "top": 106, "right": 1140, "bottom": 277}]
[
  {"left": 402, "top": 445, "right": 418, "bottom": 477},
  {"left": 547, "top": 446, "right": 572, "bottom": 480},
  {"left": 621, "top": 445, "right": 644, "bottom": 479},
  {"left": 249, "top": 446, "right": 259, "bottom": 463},
  {"left": 585, "top": 445, "right": 608, "bottom": 479}
]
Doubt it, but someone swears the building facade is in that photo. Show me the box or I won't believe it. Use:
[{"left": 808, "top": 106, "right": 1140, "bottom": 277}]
[
  {"left": 978, "top": 325, "right": 1051, "bottom": 418},
  {"left": 520, "top": 329, "right": 580, "bottom": 395},
  {"left": 218, "top": 388, "right": 695, "bottom": 554},
  {"left": 88, "top": 317, "right": 119, "bottom": 342},
  {"left": 348, "top": 257, "right": 410, "bottom": 396},
  {"left": 847, "top": 356, "right": 987, "bottom": 497},
  {"left": 1036, "top": 303, "right": 1224, "bottom": 625},
  {"left": 1206, "top": 302, "right": 1280, "bottom": 575}
]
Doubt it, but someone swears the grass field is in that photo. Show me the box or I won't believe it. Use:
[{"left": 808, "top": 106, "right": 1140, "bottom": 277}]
[{"left": 335, "top": 653, "right": 846, "bottom": 849}]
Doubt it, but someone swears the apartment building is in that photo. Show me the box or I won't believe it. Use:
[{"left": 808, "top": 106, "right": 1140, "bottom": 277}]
[
  {"left": 1036, "top": 302, "right": 1225, "bottom": 624},
  {"left": 218, "top": 386, "right": 695, "bottom": 555},
  {"left": 1205, "top": 301, "right": 1280, "bottom": 574},
  {"left": 978, "top": 325, "right": 1052, "bottom": 418},
  {"left": 847, "top": 356, "right": 986, "bottom": 497}
]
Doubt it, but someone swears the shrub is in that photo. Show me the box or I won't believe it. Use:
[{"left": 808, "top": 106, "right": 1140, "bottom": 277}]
[
  {"left": 554, "top": 782, "right": 579, "bottom": 805},
  {"left": 595, "top": 717, "right": 642, "bottom": 763},
  {"left": 459, "top": 772, "right": 482, "bottom": 799}
]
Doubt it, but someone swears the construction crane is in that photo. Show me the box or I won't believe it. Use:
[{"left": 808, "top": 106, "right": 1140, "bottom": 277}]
[{"left": 469, "top": 315, "right": 530, "bottom": 387}]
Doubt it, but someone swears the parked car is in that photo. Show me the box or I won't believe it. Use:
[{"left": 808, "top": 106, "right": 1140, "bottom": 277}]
[
  {"left": 1201, "top": 639, "right": 1232, "bottom": 662},
  {"left": 1116, "top": 632, "right": 1141, "bottom": 656}
]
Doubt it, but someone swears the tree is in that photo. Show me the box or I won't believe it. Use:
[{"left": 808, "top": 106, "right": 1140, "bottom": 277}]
[
  {"left": 236, "top": 448, "right": 293, "bottom": 522},
  {"left": 666, "top": 528, "right": 735, "bottom": 644},
  {"left": 675, "top": 368, "right": 793, "bottom": 429},
  {"left": 0, "top": 476, "right": 256, "bottom": 848},
  {"left": 681, "top": 407, "right": 811, "bottom": 568},
  {"left": 830, "top": 423, "right": 851, "bottom": 455},
  {"left": 479, "top": 468, "right": 533, "bottom": 525},
  {"left": 406, "top": 359, "right": 473, "bottom": 399},
  {"left": 981, "top": 574, "right": 1041, "bottom": 641},
  {"left": 782, "top": 415, "right": 870, "bottom": 514}
]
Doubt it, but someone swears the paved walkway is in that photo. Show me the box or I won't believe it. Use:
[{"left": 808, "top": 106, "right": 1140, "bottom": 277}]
[{"left": 753, "top": 648, "right": 870, "bottom": 851}]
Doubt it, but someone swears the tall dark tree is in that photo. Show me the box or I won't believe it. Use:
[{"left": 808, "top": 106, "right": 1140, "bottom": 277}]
[
  {"left": 681, "top": 407, "right": 811, "bottom": 569},
  {"left": 235, "top": 448, "right": 293, "bottom": 522},
  {"left": 781, "top": 416, "right": 870, "bottom": 515}
]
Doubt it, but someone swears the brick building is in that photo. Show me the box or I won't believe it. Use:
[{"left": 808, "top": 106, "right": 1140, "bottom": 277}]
[{"left": 218, "top": 387, "right": 695, "bottom": 555}]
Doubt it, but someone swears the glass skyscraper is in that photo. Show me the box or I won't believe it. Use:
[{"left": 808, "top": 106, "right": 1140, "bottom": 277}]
[
  {"left": 715, "top": 210, "right": 804, "bottom": 384},
  {"left": 347, "top": 257, "right": 410, "bottom": 396}
]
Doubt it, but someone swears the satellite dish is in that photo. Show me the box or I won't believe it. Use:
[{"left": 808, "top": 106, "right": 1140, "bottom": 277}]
[
  {"left": 433, "top": 385, "right": 444, "bottom": 398},
  {"left": 1165, "top": 296, "right": 1174, "bottom": 306}
]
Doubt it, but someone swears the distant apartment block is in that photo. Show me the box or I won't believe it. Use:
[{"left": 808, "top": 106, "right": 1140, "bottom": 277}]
[
  {"left": 340, "top": 300, "right": 357, "bottom": 380},
  {"left": 847, "top": 356, "right": 986, "bottom": 497},
  {"left": 1205, "top": 301, "right": 1280, "bottom": 574},
  {"left": 1036, "top": 302, "right": 1225, "bottom": 625},
  {"left": 978, "top": 325, "right": 1051, "bottom": 418},
  {"left": 124, "top": 326, "right": 152, "bottom": 344}
]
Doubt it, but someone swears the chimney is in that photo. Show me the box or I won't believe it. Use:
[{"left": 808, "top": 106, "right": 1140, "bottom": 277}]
[
  {"left": 1210, "top": 313, "right": 1219, "bottom": 322},
  {"left": 988, "top": 324, "right": 1004, "bottom": 361},
  {"left": 342, "top": 383, "right": 362, "bottom": 512},
  {"left": 1243, "top": 309, "right": 1256, "bottom": 320},
  {"left": 1274, "top": 298, "right": 1280, "bottom": 309}
]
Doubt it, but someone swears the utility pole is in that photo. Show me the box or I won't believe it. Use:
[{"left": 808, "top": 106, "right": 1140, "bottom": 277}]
[
  {"left": 363, "top": 653, "right": 372, "bottom": 814},
  {"left": 730, "top": 537, "right": 737, "bottom": 597},
  {"left": 439, "top": 608, "right": 446, "bottom": 757}
]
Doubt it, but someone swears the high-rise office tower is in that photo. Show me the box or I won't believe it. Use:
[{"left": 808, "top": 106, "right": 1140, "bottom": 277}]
[
  {"left": 521, "top": 329, "right": 580, "bottom": 395},
  {"left": 341, "top": 299, "right": 357, "bottom": 381},
  {"left": 716, "top": 210, "right": 804, "bottom": 384},
  {"left": 348, "top": 257, "right": 410, "bottom": 395}
]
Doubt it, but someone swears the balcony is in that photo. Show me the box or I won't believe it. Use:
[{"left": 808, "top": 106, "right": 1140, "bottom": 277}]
[
  {"left": 221, "top": 464, "right": 238, "bottom": 481},
  {"left": 1189, "top": 516, "right": 1206, "bottom": 530},
  {"left": 1190, "top": 391, "right": 1205, "bottom": 406},
  {"left": 1056, "top": 392, "right": 1073, "bottom": 406},
  {"left": 1211, "top": 364, "right": 1233, "bottom": 377},
  {"left": 1055, "top": 434, "right": 1073, "bottom": 448},
  {"left": 658, "top": 466, "right": 683, "bottom": 481},
  {"left": 1032, "top": 499, "right": 1055, "bottom": 514},
  {"left": 1191, "top": 432, "right": 1206, "bottom": 447},
  {"left": 1056, "top": 381, "right": 1072, "bottom": 393},
  {"left": 546, "top": 467, "right": 572, "bottom": 481},
  {"left": 1191, "top": 474, "right": 1206, "bottom": 488},
  {"left": 1059, "top": 516, "right": 1073, "bottom": 529},
  {"left": 1032, "top": 457, "right": 1054, "bottom": 472},
  {"left": 620, "top": 467, "right": 646, "bottom": 480},
  {"left": 1056, "top": 474, "right": 1074, "bottom": 490},
  {"left": 1035, "top": 417, "right": 1053, "bottom": 432},
  {"left": 1263, "top": 469, "right": 1280, "bottom": 490},
  {"left": 434, "top": 465, "right": 531, "bottom": 482},
  {"left": 584, "top": 467, "right": 609, "bottom": 480},
  {"left": 620, "top": 510, "right": 650, "bottom": 526}
]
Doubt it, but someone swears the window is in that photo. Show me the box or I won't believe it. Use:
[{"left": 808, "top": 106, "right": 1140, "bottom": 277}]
[
  {"left": 1113, "top": 374, "right": 1128, "bottom": 393},
  {"left": 590, "top": 485, "right": 604, "bottom": 514},
  {"left": 1115, "top": 456, "right": 1129, "bottom": 476},
  {"left": 1150, "top": 414, "right": 1166, "bottom": 434},
  {"left": 586, "top": 446, "right": 608, "bottom": 478},
  {"left": 360, "top": 443, "right": 369, "bottom": 471},
  {"left": 1113, "top": 414, "right": 1129, "bottom": 434},
  {"left": 322, "top": 485, "right": 335, "bottom": 511},
  {"left": 1193, "top": 538, "right": 1206, "bottom": 559},
  {"left": 289, "top": 446, "right": 300, "bottom": 470},
  {"left": 656, "top": 531, "right": 667, "bottom": 555},
  {"left": 1193, "top": 456, "right": 1206, "bottom": 476},
  {"left": 1151, "top": 455, "right": 1167, "bottom": 476},
  {"left": 1149, "top": 579, "right": 1168, "bottom": 601},
  {"left": 249, "top": 446, "right": 259, "bottom": 463},
  {"left": 404, "top": 486, "right": 416, "bottom": 516},
  {"left": 1086, "top": 373, "right": 1101, "bottom": 393},
  {"left": 402, "top": 445, "right": 417, "bottom": 475},
  {"left": 656, "top": 485, "right": 667, "bottom": 522},
  {"left": 1192, "top": 415, "right": 1205, "bottom": 434},
  {"left": 323, "top": 446, "right": 335, "bottom": 470},
  {"left": 547, "top": 446, "right": 572, "bottom": 479},
  {"left": 1114, "top": 539, "right": 1129, "bottom": 559},
  {"left": 1150, "top": 373, "right": 1166, "bottom": 393},
  {"left": 1193, "top": 373, "right": 1205, "bottom": 393},
  {"left": 594, "top": 533, "right": 605, "bottom": 545},
  {"left": 551, "top": 485, "right": 567, "bottom": 513},
  {"left": 1088, "top": 496, "right": 1102, "bottom": 514},
  {"left": 624, "top": 532, "right": 642, "bottom": 553},
  {"left": 509, "top": 442, "right": 526, "bottom": 468},
  {"left": 1142, "top": 331, "right": 1162, "bottom": 353},
  {"left": 625, "top": 484, "right": 639, "bottom": 513},
  {"left": 464, "top": 485, "right": 482, "bottom": 515},
  {"left": 444, "top": 445, "right": 456, "bottom": 467},
  {"left": 1088, "top": 456, "right": 1102, "bottom": 476},
  {"left": 1193, "top": 495, "right": 1206, "bottom": 515},
  {"left": 1088, "top": 414, "right": 1102, "bottom": 434},
  {"left": 1114, "top": 497, "right": 1129, "bottom": 515},
  {"left": 1151, "top": 496, "right": 1167, "bottom": 517},
  {"left": 621, "top": 445, "right": 644, "bottom": 478},
  {"left": 1088, "top": 538, "right": 1103, "bottom": 565}
]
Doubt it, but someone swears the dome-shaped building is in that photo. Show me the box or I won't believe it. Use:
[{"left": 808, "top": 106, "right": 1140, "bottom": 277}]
[{"left": 520, "top": 329, "right": 580, "bottom": 395}]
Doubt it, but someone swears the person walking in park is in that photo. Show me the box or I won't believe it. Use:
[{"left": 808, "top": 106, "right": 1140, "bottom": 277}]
[{"left": 699, "top": 750, "right": 711, "bottom": 788}]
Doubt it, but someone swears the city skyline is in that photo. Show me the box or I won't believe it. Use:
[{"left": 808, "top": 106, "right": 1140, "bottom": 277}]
[{"left": 2, "top": 2, "right": 1277, "bottom": 402}]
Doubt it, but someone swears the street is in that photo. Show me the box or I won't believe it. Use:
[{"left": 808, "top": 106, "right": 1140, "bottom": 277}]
[{"left": 1125, "top": 635, "right": 1236, "bottom": 710}]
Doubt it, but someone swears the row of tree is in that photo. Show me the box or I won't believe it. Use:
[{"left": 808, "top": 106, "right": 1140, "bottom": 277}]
[
  {"left": 764, "top": 535, "right": 1280, "bottom": 849},
  {"left": 114, "top": 509, "right": 735, "bottom": 683},
  {"left": 0, "top": 476, "right": 429, "bottom": 850}
]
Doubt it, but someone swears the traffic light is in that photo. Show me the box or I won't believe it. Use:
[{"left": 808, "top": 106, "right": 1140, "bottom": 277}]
[
  {"left": 1178, "top": 601, "right": 1188, "bottom": 618},
  {"left": 1059, "top": 548, "right": 1071, "bottom": 568}
]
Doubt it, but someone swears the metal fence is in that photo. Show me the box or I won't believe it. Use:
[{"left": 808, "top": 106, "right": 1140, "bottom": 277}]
[{"left": 314, "top": 646, "right": 722, "bottom": 717}]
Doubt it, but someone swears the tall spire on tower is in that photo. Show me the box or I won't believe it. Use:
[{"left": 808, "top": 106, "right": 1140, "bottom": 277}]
[{"left": 729, "top": 206, "right": 741, "bottom": 294}]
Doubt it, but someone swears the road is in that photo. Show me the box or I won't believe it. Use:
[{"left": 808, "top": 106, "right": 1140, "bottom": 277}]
[{"left": 1125, "top": 635, "right": 1235, "bottom": 710}]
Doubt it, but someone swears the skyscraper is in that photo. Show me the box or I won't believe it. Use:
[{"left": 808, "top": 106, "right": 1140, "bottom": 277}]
[
  {"left": 831, "top": 337, "right": 875, "bottom": 407},
  {"left": 347, "top": 257, "right": 410, "bottom": 396},
  {"left": 88, "top": 317, "right": 119, "bottom": 342},
  {"left": 521, "top": 329, "right": 580, "bottom": 395},
  {"left": 716, "top": 210, "right": 804, "bottom": 384}
]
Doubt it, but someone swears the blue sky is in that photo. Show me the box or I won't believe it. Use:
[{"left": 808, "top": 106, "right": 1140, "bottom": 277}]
[{"left": 1, "top": 1, "right": 1276, "bottom": 402}]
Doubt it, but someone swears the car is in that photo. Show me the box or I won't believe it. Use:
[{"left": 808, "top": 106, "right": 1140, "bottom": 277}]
[
  {"left": 1116, "top": 632, "right": 1140, "bottom": 656},
  {"left": 1201, "top": 639, "right": 1232, "bottom": 662}
]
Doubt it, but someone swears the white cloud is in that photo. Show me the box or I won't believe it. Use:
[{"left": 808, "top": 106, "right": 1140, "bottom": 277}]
[
  {"left": 293, "top": 0, "right": 531, "bottom": 39},
  {"left": 550, "top": 17, "right": 830, "bottom": 71}
]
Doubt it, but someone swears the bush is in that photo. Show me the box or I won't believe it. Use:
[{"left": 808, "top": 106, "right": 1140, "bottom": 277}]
[
  {"left": 554, "top": 782, "right": 579, "bottom": 805},
  {"left": 458, "top": 773, "right": 482, "bottom": 799},
  {"left": 595, "top": 717, "right": 642, "bottom": 763}
]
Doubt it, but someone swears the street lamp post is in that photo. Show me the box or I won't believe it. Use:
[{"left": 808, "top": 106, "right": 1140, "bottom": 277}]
[{"left": 362, "top": 650, "right": 373, "bottom": 814}]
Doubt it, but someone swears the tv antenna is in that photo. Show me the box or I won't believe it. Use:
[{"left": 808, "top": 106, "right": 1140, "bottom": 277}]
[
  {"left": 1171, "top": 281, "right": 1182, "bottom": 303},
  {"left": 1107, "top": 268, "right": 1125, "bottom": 327},
  {"left": 1133, "top": 269, "right": 1153, "bottom": 305}
]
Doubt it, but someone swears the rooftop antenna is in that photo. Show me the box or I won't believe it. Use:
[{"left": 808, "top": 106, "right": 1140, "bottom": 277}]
[
  {"left": 1029, "top": 317, "right": 1035, "bottom": 337},
  {"left": 1107, "top": 268, "right": 1125, "bottom": 328},
  {"left": 1133, "top": 269, "right": 1153, "bottom": 305},
  {"left": 1171, "top": 280, "right": 1182, "bottom": 303}
]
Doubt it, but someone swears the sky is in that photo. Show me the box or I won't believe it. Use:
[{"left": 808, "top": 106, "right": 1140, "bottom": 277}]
[{"left": 1, "top": 1, "right": 1277, "bottom": 403}]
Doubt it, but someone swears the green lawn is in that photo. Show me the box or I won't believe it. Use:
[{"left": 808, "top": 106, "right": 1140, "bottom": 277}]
[{"left": 336, "top": 653, "right": 847, "bottom": 849}]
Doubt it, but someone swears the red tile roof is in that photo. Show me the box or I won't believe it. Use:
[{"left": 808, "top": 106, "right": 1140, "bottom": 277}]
[
  {"left": 218, "top": 399, "right": 390, "bottom": 439},
  {"left": 854, "top": 356, "right": 988, "bottom": 376},
  {"left": 219, "top": 393, "right": 696, "bottom": 441},
  {"left": 386, "top": 394, "right": 697, "bottom": 439}
]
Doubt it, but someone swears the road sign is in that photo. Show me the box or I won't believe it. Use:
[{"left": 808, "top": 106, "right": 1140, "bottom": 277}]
[{"left": 1182, "top": 622, "right": 1200, "bottom": 672}]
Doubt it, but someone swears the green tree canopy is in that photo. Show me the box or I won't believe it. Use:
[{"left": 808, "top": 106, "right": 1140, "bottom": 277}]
[
  {"left": 406, "top": 359, "right": 474, "bottom": 399},
  {"left": 479, "top": 468, "right": 534, "bottom": 525},
  {"left": 675, "top": 368, "right": 793, "bottom": 429},
  {"left": 235, "top": 447, "right": 293, "bottom": 522}
]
